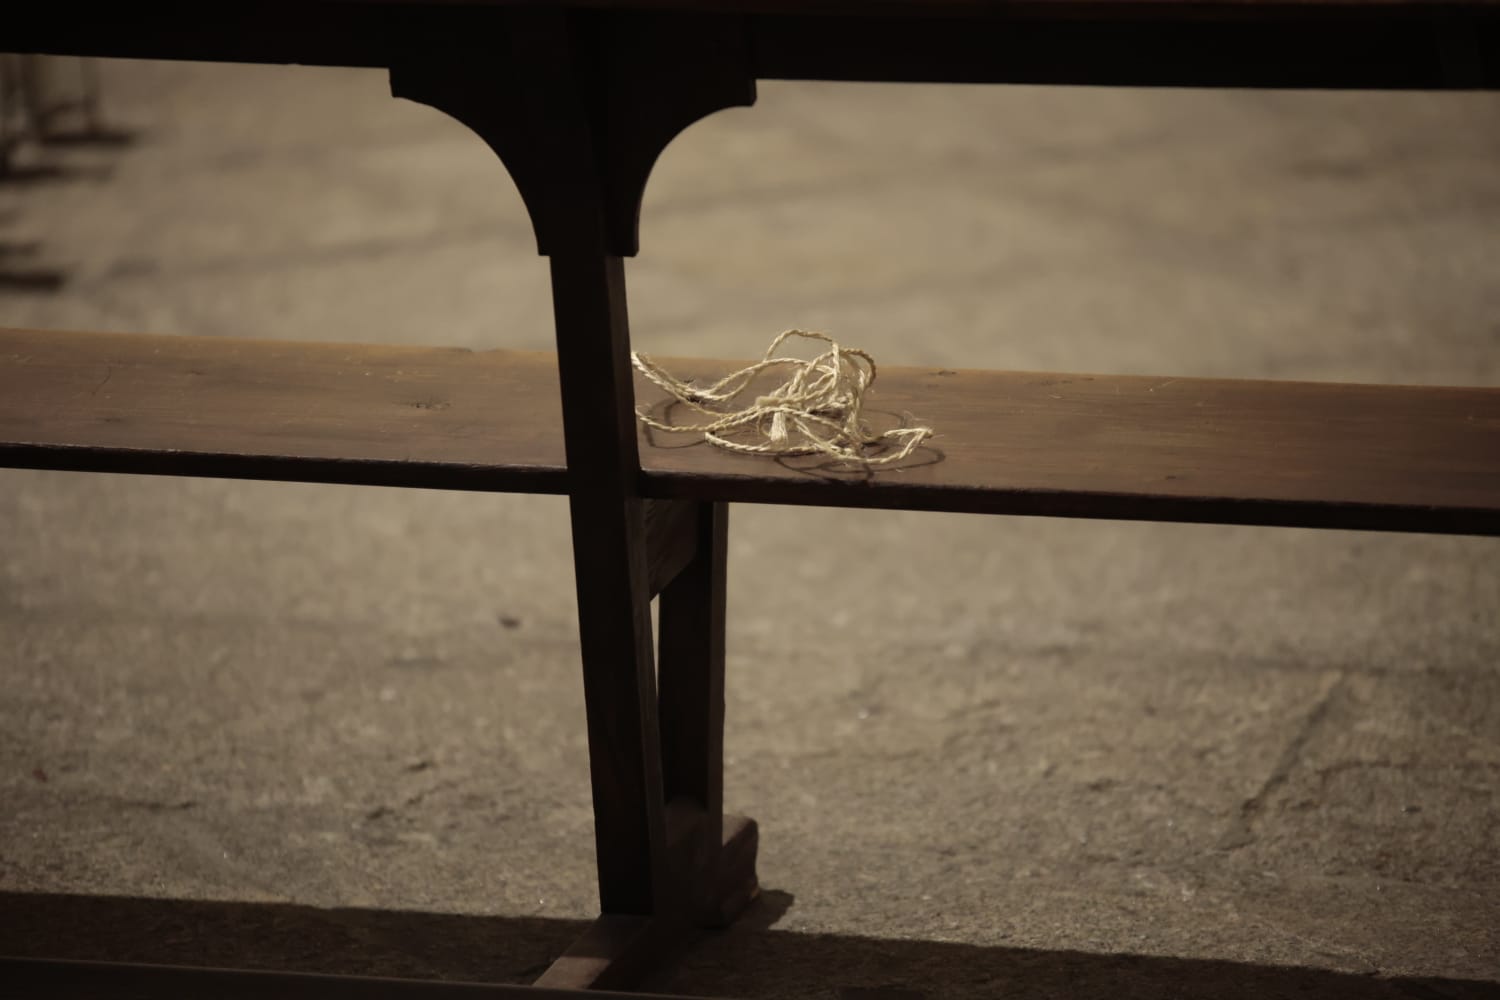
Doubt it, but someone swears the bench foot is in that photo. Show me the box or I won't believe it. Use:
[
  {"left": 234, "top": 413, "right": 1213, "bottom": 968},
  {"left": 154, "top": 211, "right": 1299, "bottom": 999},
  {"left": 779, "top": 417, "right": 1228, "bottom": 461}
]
[
  {"left": 535, "top": 813, "right": 759, "bottom": 991},
  {"left": 708, "top": 813, "right": 761, "bottom": 929}
]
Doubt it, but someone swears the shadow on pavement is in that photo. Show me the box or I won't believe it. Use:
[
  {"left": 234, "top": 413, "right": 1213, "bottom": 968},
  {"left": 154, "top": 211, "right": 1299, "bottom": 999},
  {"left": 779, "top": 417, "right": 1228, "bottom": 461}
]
[{"left": 1, "top": 891, "right": 1493, "bottom": 999}]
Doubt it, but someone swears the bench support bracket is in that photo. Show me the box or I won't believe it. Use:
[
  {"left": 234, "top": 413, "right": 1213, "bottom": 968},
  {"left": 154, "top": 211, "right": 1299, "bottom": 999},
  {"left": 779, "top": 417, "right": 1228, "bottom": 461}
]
[{"left": 391, "top": 11, "right": 760, "bottom": 990}]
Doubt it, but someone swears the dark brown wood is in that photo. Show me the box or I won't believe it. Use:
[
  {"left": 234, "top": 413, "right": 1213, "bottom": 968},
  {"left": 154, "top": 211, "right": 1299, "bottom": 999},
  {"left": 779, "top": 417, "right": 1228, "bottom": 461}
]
[
  {"left": 390, "top": 9, "right": 605, "bottom": 258},
  {"left": 644, "top": 499, "right": 703, "bottom": 597},
  {"left": 660, "top": 806, "right": 760, "bottom": 928},
  {"left": 593, "top": 12, "right": 756, "bottom": 255},
  {"left": 657, "top": 502, "right": 730, "bottom": 920},
  {"left": 548, "top": 255, "right": 669, "bottom": 918},
  {"left": 635, "top": 360, "right": 1500, "bottom": 535},
  {"left": 0, "top": 327, "right": 566, "bottom": 493},
  {"left": 532, "top": 915, "right": 666, "bottom": 991},
  {"left": 752, "top": 7, "right": 1499, "bottom": 88},
  {"left": 5, "top": 328, "right": 1498, "bottom": 535},
  {"left": 705, "top": 813, "right": 761, "bottom": 928},
  {"left": 21, "top": 0, "right": 1500, "bottom": 16},
  {"left": 0, "top": 957, "right": 712, "bottom": 1000},
  {"left": 391, "top": 9, "right": 754, "bottom": 257},
  {"left": 532, "top": 812, "right": 757, "bottom": 988},
  {"left": 396, "top": 8, "right": 675, "bottom": 918},
  {"left": 8, "top": 3, "right": 1499, "bottom": 96}
]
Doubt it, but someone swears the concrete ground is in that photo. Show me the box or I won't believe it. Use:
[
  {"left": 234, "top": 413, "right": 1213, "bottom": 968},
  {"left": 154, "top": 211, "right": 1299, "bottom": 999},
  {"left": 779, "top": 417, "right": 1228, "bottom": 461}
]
[{"left": 2, "top": 57, "right": 1499, "bottom": 999}]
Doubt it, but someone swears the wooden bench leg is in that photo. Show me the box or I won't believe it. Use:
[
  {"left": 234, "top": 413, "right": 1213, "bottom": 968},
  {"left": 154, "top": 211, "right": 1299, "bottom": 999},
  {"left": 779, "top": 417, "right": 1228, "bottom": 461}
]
[
  {"left": 536, "top": 498, "right": 758, "bottom": 991},
  {"left": 659, "top": 501, "right": 759, "bottom": 928},
  {"left": 548, "top": 251, "right": 670, "bottom": 924},
  {"left": 390, "top": 11, "right": 759, "bottom": 987}
]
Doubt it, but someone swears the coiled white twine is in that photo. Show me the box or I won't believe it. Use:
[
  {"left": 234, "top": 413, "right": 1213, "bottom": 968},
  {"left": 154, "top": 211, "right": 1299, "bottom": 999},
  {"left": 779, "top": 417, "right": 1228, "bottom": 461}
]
[{"left": 630, "top": 330, "right": 933, "bottom": 466}]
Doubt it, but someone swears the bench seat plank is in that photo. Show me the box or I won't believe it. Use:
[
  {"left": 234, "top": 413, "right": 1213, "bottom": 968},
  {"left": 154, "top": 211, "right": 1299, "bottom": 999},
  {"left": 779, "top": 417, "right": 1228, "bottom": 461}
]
[
  {"left": 0, "top": 327, "right": 569, "bottom": 493},
  {"left": 3, "top": 327, "right": 1497, "bottom": 534},
  {"left": 637, "top": 357, "right": 1500, "bottom": 534}
]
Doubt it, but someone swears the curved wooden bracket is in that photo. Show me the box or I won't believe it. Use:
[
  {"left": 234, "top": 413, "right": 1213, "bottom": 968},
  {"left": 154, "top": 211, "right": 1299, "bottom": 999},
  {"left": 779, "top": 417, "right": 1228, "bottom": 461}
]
[
  {"left": 594, "top": 12, "right": 758, "bottom": 257},
  {"left": 389, "top": 9, "right": 755, "bottom": 257}
]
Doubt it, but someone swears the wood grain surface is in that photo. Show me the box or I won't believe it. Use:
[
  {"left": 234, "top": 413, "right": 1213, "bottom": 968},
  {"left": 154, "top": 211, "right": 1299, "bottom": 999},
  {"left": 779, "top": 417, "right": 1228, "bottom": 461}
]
[
  {"left": 4, "top": 327, "right": 1497, "bottom": 533},
  {"left": 0, "top": 327, "right": 567, "bottom": 493},
  {"left": 635, "top": 358, "right": 1500, "bottom": 533}
]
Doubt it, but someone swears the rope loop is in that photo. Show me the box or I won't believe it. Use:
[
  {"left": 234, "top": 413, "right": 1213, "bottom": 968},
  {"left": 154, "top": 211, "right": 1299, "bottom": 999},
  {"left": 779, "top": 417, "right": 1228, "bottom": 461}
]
[{"left": 631, "top": 330, "right": 933, "bottom": 466}]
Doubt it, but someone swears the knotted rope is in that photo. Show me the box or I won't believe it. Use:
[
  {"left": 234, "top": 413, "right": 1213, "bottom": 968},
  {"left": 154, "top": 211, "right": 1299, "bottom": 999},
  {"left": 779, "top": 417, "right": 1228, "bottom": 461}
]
[{"left": 631, "top": 330, "right": 932, "bottom": 466}]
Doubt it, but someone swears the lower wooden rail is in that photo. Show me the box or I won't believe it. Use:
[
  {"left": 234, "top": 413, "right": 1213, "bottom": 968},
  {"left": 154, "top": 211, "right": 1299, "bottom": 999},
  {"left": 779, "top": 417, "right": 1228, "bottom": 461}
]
[
  {"left": 0, "top": 956, "right": 719, "bottom": 999},
  {"left": 4, "top": 326, "right": 1498, "bottom": 535}
]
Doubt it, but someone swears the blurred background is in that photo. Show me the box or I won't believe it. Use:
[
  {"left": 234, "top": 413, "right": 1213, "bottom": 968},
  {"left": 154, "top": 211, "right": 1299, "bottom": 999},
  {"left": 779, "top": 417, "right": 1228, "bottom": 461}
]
[{"left": 1, "top": 56, "right": 1498, "bottom": 998}]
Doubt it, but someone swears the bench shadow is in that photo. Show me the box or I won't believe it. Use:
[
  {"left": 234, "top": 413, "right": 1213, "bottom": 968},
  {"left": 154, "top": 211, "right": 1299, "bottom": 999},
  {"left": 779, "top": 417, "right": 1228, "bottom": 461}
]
[
  {"left": 0, "top": 890, "right": 584, "bottom": 985},
  {"left": 2, "top": 890, "right": 1494, "bottom": 999}
]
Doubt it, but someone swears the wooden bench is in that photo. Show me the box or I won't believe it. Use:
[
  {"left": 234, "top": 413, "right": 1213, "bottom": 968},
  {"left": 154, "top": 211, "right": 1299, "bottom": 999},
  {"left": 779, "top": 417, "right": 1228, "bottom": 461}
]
[
  {"left": 5, "top": 326, "right": 1499, "bottom": 535},
  {"left": 4, "top": 1, "right": 1499, "bottom": 996}
]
